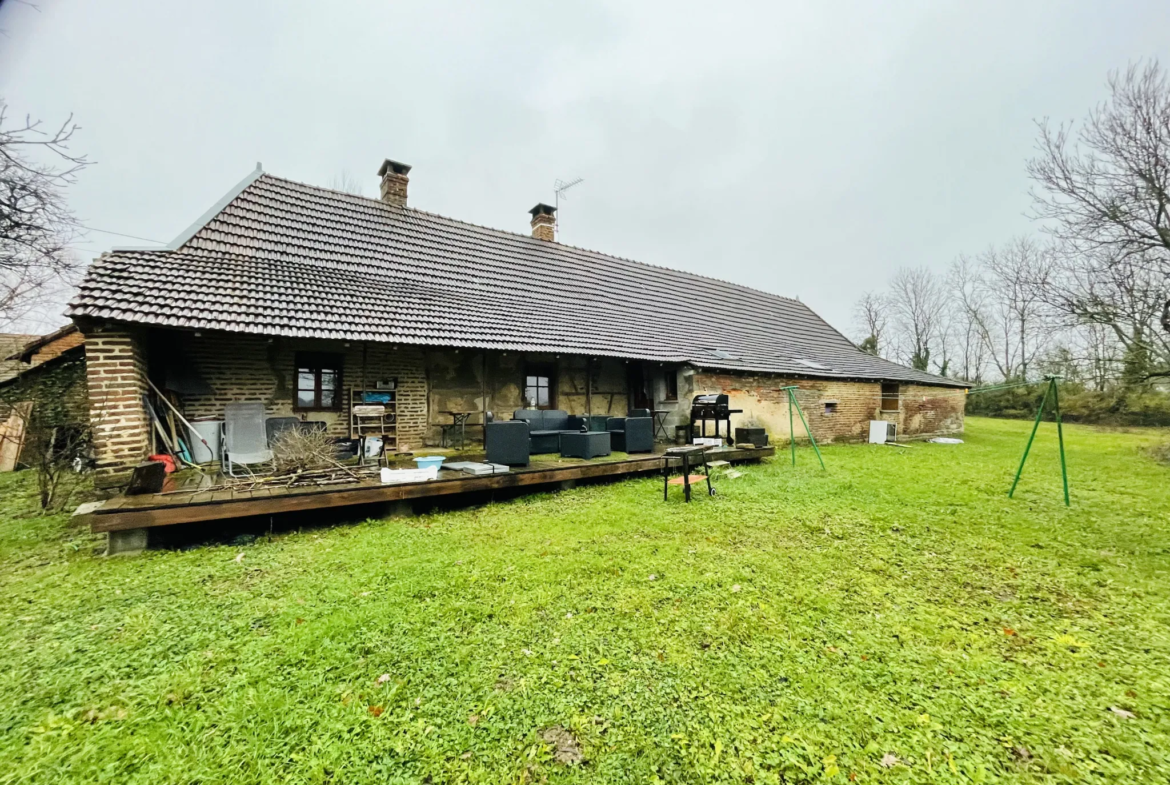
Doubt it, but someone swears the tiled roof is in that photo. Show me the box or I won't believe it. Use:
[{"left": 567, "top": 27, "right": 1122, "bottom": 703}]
[
  {"left": 0, "top": 334, "right": 37, "bottom": 384},
  {"left": 4, "top": 324, "right": 81, "bottom": 363},
  {"left": 68, "top": 173, "right": 966, "bottom": 387}
]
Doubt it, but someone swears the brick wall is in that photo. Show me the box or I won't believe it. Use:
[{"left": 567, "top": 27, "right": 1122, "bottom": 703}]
[
  {"left": 175, "top": 332, "right": 429, "bottom": 450},
  {"left": 83, "top": 325, "right": 150, "bottom": 480},
  {"left": 172, "top": 338, "right": 637, "bottom": 450},
  {"left": 78, "top": 323, "right": 967, "bottom": 477},
  {"left": 28, "top": 329, "right": 85, "bottom": 366},
  {"left": 898, "top": 383, "right": 966, "bottom": 436},
  {"left": 692, "top": 371, "right": 964, "bottom": 443}
]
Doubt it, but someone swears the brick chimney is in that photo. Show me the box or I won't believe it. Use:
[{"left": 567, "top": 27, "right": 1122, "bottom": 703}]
[
  {"left": 529, "top": 203, "right": 556, "bottom": 241},
  {"left": 377, "top": 159, "right": 411, "bottom": 207}
]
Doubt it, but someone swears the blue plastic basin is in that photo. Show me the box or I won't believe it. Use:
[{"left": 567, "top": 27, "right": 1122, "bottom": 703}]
[{"left": 414, "top": 456, "right": 446, "bottom": 470}]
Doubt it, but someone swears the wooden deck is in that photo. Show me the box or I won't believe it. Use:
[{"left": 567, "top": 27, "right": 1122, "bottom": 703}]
[{"left": 85, "top": 445, "right": 775, "bottom": 532}]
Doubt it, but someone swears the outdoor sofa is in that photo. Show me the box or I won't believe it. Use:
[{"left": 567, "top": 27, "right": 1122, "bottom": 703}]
[
  {"left": 483, "top": 408, "right": 655, "bottom": 465},
  {"left": 511, "top": 409, "right": 589, "bottom": 454}
]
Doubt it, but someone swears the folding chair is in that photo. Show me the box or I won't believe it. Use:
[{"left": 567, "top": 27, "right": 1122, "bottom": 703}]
[{"left": 222, "top": 402, "right": 275, "bottom": 477}]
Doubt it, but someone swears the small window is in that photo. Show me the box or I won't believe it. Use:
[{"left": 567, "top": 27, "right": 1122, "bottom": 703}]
[
  {"left": 823, "top": 401, "right": 838, "bottom": 415},
  {"left": 880, "top": 383, "right": 900, "bottom": 412},
  {"left": 524, "top": 364, "right": 556, "bottom": 410},
  {"left": 663, "top": 370, "right": 678, "bottom": 402},
  {"left": 295, "top": 352, "right": 343, "bottom": 410}
]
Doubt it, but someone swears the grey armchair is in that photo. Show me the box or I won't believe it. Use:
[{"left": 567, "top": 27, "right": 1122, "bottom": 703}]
[
  {"left": 484, "top": 412, "right": 530, "bottom": 466},
  {"left": 607, "top": 415, "right": 654, "bottom": 453}
]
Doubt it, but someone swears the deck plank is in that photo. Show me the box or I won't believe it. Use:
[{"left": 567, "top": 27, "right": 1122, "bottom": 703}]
[{"left": 89, "top": 447, "right": 773, "bottom": 532}]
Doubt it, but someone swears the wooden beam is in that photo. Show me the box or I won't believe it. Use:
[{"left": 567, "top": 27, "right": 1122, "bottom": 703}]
[{"left": 586, "top": 356, "right": 592, "bottom": 414}]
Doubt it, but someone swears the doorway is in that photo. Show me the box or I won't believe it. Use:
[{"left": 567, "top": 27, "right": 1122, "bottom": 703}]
[{"left": 627, "top": 362, "right": 652, "bottom": 412}]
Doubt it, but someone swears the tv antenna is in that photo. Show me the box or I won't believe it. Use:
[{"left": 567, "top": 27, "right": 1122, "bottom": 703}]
[{"left": 553, "top": 176, "right": 584, "bottom": 238}]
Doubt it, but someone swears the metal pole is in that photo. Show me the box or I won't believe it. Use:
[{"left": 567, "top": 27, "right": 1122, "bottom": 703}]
[
  {"left": 1008, "top": 381, "right": 1051, "bottom": 499},
  {"left": 1050, "top": 377, "right": 1070, "bottom": 506},
  {"left": 144, "top": 376, "right": 212, "bottom": 452},
  {"left": 790, "top": 388, "right": 826, "bottom": 470}
]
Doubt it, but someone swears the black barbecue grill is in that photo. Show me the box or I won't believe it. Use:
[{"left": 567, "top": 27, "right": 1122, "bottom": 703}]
[{"left": 688, "top": 394, "right": 742, "bottom": 443}]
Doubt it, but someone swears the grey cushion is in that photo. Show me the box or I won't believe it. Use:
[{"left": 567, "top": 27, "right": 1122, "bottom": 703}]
[
  {"left": 542, "top": 410, "right": 570, "bottom": 431},
  {"left": 512, "top": 409, "right": 542, "bottom": 428},
  {"left": 513, "top": 409, "right": 572, "bottom": 431},
  {"left": 265, "top": 416, "right": 302, "bottom": 445}
]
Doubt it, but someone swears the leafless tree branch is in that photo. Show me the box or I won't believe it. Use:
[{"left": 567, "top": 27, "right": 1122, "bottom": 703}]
[{"left": 0, "top": 99, "right": 88, "bottom": 327}]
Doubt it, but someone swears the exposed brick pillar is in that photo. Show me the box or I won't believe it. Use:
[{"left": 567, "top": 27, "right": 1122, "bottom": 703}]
[
  {"left": 83, "top": 324, "right": 150, "bottom": 483},
  {"left": 377, "top": 159, "right": 411, "bottom": 207},
  {"left": 529, "top": 203, "right": 556, "bottom": 241}
]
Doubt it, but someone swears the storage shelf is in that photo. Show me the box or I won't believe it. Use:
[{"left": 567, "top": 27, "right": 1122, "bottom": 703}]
[{"left": 350, "top": 384, "right": 398, "bottom": 454}]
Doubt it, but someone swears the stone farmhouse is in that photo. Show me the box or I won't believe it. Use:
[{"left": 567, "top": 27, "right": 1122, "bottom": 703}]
[{"left": 67, "top": 159, "right": 967, "bottom": 482}]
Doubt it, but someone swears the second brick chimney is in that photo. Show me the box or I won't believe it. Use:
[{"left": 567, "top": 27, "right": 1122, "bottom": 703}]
[
  {"left": 378, "top": 159, "right": 411, "bottom": 207},
  {"left": 529, "top": 203, "right": 556, "bottom": 241}
]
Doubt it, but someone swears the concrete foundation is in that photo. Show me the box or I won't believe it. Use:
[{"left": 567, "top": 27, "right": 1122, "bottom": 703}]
[{"left": 105, "top": 528, "right": 148, "bottom": 556}]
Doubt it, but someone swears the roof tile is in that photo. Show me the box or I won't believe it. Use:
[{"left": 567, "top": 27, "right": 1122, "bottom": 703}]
[{"left": 67, "top": 174, "right": 965, "bottom": 387}]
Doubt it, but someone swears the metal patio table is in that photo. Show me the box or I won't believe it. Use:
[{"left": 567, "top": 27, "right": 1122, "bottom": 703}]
[
  {"left": 663, "top": 444, "right": 714, "bottom": 502},
  {"left": 440, "top": 411, "right": 475, "bottom": 449}
]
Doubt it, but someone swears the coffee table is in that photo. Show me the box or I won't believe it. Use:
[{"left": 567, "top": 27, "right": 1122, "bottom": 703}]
[{"left": 560, "top": 431, "right": 612, "bottom": 460}]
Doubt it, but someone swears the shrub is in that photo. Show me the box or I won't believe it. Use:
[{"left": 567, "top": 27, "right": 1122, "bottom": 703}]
[{"left": 967, "top": 383, "right": 1170, "bottom": 427}]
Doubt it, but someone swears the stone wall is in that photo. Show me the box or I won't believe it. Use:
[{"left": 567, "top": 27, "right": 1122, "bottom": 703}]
[
  {"left": 425, "top": 350, "right": 629, "bottom": 445},
  {"left": 691, "top": 371, "right": 964, "bottom": 443}
]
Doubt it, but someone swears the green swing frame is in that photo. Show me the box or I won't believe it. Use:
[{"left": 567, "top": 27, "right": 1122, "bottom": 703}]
[
  {"left": 967, "top": 375, "right": 1070, "bottom": 506},
  {"left": 780, "top": 385, "right": 825, "bottom": 470}
]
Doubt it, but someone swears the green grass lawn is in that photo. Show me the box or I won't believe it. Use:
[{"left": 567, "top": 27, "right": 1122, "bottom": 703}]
[{"left": 1, "top": 417, "right": 1168, "bottom": 784}]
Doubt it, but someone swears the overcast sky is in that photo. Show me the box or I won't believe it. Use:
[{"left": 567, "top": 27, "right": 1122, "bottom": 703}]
[{"left": 2, "top": 0, "right": 1168, "bottom": 335}]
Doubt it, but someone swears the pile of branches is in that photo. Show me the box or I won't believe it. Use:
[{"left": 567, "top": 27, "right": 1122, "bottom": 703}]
[
  {"left": 223, "top": 464, "right": 379, "bottom": 492},
  {"left": 271, "top": 427, "right": 336, "bottom": 474},
  {"left": 243, "top": 428, "right": 374, "bottom": 489},
  {"left": 161, "top": 428, "right": 380, "bottom": 495}
]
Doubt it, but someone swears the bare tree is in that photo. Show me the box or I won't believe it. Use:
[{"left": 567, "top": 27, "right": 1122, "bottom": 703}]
[
  {"left": 1027, "top": 61, "right": 1170, "bottom": 343},
  {"left": 329, "top": 169, "right": 365, "bottom": 196},
  {"left": 1081, "top": 322, "right": 1123, "bottom": 390},
  {"left": 943, "top": 240, "right": 1053, "bottom": 382},
  {"left": 852, "top": 291, "right": 888, "bottom": 356},
  {"left": 947, "top": 255, "right": 990, "bottom": 382},
  {"left": 888, "top": 267, "right": 946, "bottom": 371},
  {"left": 1037, "top": 245, "right": 1169, "bottom": 381},
  {"left": 0, "top": 100, "right": 88, "bottom": 329},
  {"left": 981, "top": 237, "right": 1052, "bottom": 380}
]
